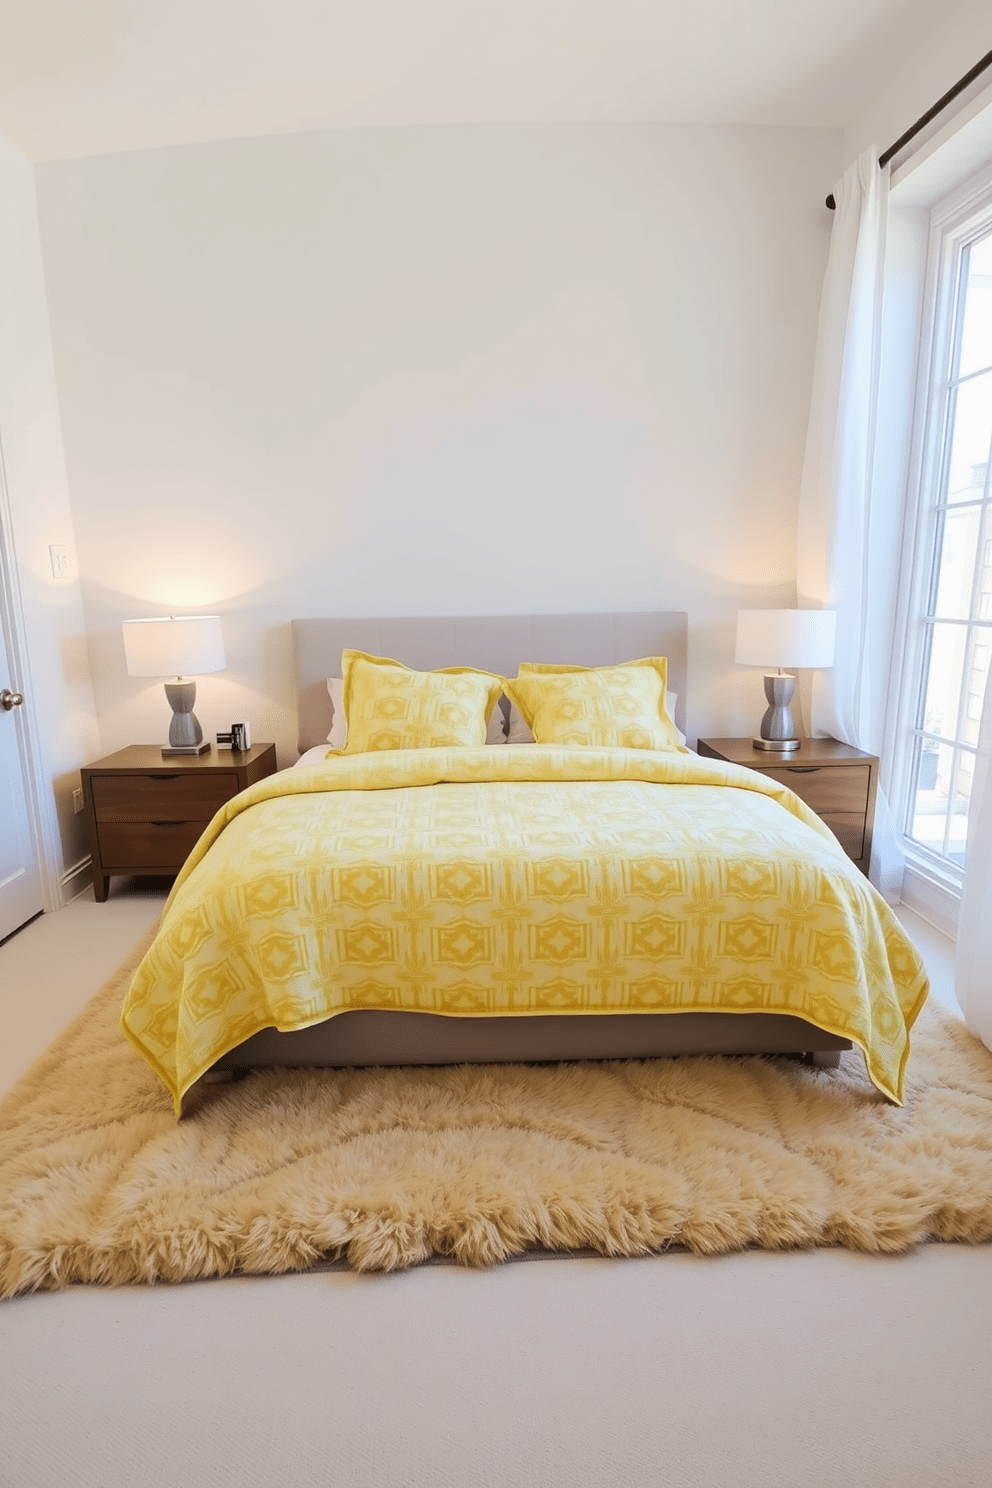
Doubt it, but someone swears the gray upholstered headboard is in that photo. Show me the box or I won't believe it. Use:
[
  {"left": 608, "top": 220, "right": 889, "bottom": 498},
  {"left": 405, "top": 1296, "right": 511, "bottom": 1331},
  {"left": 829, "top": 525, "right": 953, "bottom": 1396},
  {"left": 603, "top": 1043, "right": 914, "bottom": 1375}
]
[{"left": 292, "top": 612, "right": 688, "bottom": 754}]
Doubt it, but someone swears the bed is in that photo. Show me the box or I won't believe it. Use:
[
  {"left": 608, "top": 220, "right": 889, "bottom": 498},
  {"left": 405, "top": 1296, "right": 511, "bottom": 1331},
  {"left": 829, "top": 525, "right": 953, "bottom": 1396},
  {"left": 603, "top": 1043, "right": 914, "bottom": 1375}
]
[{"left": 120, "top": 611, "right": 929, "bottom": 1116}]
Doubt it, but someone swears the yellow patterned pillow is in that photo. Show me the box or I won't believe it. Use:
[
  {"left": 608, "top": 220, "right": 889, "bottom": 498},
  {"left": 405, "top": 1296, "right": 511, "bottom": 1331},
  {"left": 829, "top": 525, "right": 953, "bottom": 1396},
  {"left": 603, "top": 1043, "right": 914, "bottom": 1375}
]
[
  {"left": 340, "top": 650, "right": 505, "bottom": 754},
  {"left": 505, "top": 657, "right": 681, "bottom": 750}
]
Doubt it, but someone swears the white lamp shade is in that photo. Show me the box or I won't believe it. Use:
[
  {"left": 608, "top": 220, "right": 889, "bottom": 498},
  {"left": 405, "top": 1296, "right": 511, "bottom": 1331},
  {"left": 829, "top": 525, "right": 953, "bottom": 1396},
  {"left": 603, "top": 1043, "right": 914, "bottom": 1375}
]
[
  {"left": 735, "top": 609, "right": 836, "bottom": 670},
  {"left": 122, "top": 615, "right": 226, "bottom": 678}
]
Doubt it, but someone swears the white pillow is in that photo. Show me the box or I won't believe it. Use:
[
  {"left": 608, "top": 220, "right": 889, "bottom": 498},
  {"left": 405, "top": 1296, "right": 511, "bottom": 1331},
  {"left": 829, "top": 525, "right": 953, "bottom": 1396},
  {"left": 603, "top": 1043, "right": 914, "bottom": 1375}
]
[
  {"left": 327, "top": 677, "right": 347, "bottom": 748},
  {"left": 488, "top": 696, "right": 508, "bottom": 743},
  {"left": 327, "top": 677, "right": 507, "bottom": 746},
  {"left": 506, "top": 691, "right": 685, "bottom": 746}
]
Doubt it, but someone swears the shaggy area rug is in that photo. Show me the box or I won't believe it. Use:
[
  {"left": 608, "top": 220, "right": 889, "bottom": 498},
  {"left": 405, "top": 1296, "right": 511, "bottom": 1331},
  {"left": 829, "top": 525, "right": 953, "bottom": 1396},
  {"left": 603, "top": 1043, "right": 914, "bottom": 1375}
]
[{"left": 3, "top": 933, "right": 992, "bottom": 1298}]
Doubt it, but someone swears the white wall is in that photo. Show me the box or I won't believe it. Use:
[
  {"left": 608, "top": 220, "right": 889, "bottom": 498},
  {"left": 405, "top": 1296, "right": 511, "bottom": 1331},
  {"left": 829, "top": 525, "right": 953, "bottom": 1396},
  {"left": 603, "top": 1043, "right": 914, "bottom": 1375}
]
[
  {"left": 0, "top": 129, "right": 100, "bottom": 884},
  {"left": 35, "top": 123, "right": 841, "bottom": 761}
]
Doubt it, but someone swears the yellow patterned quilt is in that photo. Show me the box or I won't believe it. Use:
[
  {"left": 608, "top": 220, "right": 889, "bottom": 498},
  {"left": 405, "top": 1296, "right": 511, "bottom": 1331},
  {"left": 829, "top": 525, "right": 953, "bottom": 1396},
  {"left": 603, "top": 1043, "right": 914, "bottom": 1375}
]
[{"left": 121, "top": 747, "right": 929, "bottom": 1114}]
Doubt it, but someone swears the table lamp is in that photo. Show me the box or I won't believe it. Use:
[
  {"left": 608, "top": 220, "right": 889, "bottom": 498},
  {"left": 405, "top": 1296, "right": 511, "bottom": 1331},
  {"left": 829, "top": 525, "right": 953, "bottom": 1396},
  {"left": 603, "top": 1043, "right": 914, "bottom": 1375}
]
[
  {"left": 122, "top": 615, "right": 226, "bottom": 756},
  {"left": 735, "top": 609, "right": 836, "bottom": 752}
]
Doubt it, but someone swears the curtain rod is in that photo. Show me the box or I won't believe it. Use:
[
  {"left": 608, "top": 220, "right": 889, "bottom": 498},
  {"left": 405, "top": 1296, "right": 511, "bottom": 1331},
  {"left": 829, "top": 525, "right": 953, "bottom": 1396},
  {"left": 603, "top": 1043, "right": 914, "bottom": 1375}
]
[{"left": 825, "top": 47, "right": 992, "bottom": 209}]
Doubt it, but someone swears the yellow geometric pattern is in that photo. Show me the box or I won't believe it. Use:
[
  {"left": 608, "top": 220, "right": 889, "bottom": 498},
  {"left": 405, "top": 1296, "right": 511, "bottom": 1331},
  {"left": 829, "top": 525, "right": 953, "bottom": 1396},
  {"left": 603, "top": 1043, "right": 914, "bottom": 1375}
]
[
  {"left": 339, "top": 923, "right": 398, "bottom": 965},
  {"left": 431, "top": 862, "right": 492, "bottom": 903},
  {"left": 505, "top": 658, "right": 681, "bottom": 750},
  {"left": 719, "top": 916, "right": 778, "bottom": 962},
  {"left": 337, "top": 650, "right": 504, "bottom": 753},
  {"left": 626, "top": 915, "right": 685, "bottom": 959},
  {"left": 433, "top": 920, "right": 495, "bottom": 966},
  {"left": 529, "top": 916, "right": 592, "bottom": 964},
  {"left": 334, "top": 864, "right": 395, "bottom": 906},
  {"left": 527, "top": 860, "right": 589, "bottom": 900},
  {"left": 120, "top": 746, "right": 930, "bottom": 1114}
]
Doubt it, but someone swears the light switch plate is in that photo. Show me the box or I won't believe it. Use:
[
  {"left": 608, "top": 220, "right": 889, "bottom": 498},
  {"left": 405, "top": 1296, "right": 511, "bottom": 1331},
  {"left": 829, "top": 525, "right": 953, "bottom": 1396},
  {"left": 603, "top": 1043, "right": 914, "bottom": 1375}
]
[{"left": 49, "top": 545, "right": 71, "bottom": 579}]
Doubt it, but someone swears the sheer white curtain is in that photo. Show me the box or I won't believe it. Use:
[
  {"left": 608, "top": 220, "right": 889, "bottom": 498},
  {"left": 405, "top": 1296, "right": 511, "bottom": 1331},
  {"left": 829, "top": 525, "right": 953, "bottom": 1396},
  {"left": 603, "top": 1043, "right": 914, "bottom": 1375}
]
[
  {"left": 956, "top": 671, "right": 992, "bottom": 1048},
  {"left": 796, "top": 146, "right": 904, "bottom": 899}
]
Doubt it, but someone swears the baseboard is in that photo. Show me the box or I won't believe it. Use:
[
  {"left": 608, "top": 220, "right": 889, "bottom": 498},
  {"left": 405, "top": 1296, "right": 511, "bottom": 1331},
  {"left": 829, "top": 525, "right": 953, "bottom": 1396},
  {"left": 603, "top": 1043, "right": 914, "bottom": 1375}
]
[
  {"left": 61, "top": 856, "right": 93, "bottom": 902},
  {"left": 899, "top": 865, "right": 960, "bottom": 940}
]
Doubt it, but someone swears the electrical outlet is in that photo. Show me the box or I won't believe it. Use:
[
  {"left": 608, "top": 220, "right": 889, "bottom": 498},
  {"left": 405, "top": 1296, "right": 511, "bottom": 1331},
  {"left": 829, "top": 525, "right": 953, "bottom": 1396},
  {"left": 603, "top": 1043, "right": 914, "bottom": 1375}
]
[
  {"left": 72, "top": 787, "right": 84, "bottom": 814},
  {"left": 49, "top": 545, "right": 71, "bottom": 579}
]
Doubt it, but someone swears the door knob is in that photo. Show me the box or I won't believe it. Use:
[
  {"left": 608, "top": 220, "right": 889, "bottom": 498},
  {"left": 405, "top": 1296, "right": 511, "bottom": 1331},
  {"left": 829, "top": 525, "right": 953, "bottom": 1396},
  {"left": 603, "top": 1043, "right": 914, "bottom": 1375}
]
[{"left": 1, "top": 688, "right": 24, "bottom": 711}]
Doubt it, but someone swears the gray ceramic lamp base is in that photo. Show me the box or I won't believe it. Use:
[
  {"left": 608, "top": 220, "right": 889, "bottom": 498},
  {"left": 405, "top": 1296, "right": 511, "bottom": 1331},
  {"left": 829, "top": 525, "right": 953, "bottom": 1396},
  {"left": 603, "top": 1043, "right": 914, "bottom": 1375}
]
[
  {"left": 162, "top": 678, "right": 210, "bottom": 756},
  {"left": 753, "top": 672, "right": 801, "bottom": 752}
]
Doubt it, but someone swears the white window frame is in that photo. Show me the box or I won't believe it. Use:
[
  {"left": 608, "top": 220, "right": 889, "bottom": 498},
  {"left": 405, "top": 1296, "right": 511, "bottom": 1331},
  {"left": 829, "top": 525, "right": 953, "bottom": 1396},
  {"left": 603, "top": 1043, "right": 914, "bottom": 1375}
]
[{"left": 888, "top": 160, "right": 992, "bottom": 917}]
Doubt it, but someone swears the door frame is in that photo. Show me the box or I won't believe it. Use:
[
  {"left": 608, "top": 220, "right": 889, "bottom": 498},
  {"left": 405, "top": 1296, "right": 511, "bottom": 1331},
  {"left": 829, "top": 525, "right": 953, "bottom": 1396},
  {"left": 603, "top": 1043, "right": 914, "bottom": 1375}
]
[{"left": 0, "top": 430, "right": 65, "bottom": 915}]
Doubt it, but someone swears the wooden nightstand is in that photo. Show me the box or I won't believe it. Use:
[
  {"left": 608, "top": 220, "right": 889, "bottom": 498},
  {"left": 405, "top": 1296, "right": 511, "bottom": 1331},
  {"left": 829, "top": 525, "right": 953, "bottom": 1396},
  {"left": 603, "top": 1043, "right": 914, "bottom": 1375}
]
[
  {"left": 696, "top": 737, "right": 878, "bottom": 876},
  {"left": 81, "top": 743, "right": 277, "bottom": 901}
]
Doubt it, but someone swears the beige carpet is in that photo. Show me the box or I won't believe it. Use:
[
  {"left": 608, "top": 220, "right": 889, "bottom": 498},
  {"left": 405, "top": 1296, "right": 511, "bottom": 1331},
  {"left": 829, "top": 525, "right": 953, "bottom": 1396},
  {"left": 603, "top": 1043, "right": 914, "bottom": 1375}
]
[{"left": 3, "top": 931, "right": 992, "bottom": 1299}]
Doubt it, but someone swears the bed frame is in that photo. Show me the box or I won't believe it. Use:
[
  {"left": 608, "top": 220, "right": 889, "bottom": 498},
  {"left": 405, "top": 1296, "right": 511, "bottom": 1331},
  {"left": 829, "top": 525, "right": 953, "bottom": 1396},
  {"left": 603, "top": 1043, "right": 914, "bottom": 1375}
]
[{"left": 212, "top": 612, "right": 849, "bottom": 1074}]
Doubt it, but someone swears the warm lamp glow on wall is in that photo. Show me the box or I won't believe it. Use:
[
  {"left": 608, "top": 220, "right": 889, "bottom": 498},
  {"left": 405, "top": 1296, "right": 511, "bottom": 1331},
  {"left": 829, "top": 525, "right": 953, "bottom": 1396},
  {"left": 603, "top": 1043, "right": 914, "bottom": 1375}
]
[
  {"left": 735, "top": 609, "right": 836, "bottom": 752},
  {"left": 122, "top": 615, "right": 226, "bottom": 756}
]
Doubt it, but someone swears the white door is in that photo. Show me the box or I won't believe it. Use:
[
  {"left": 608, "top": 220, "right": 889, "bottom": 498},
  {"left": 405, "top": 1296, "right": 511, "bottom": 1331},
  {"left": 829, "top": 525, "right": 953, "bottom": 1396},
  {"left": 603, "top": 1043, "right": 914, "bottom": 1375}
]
[{"left": 0, "top": 623, "right": 43, "bottom": 940}]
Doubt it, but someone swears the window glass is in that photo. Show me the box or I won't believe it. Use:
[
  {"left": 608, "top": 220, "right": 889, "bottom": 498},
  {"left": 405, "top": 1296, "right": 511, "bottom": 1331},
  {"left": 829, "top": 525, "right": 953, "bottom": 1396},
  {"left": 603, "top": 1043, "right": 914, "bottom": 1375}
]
[
  {"left": 933, "top": 506, "right": 981, "bottom": 617},
  {"left": 962, "top": 628, "right": 992, "bottom": 747},
  {"left": 958, "top": 234, "right": 992, "bottom": 379},
  {"left": 921, "top": 622, "right": 965, "bottom": 737},
  {"left": 907, "top": 741, "right": 971, "bottom": 868},
  {"left": 944, "top": 372, "right": 992, "bottom": 504}
]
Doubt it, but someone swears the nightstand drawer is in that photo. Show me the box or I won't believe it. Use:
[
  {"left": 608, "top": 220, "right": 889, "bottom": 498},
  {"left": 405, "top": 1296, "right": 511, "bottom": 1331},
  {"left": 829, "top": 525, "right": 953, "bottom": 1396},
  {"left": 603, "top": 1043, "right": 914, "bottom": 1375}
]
[
  {"left": 98, "top": 820, "right": 207, "bottom": 868},
  {"left": 761, "top": 764, "right": 870, "bottom": 815},
  {"left": 762, "top": 765, "right": 870, "bottom": 860},
  {"left": 813, "top": 813, "right": 867, "bottom": 859},
  {"left": 92, "top": 773, "right": 237, "bottom": 822}
]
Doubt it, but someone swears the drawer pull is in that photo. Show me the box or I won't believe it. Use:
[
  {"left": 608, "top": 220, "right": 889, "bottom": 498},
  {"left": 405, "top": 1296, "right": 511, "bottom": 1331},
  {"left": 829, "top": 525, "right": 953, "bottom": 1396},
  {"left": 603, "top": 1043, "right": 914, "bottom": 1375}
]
[{"left": 786, "top": 767, "right": 821, "bottom": 774}]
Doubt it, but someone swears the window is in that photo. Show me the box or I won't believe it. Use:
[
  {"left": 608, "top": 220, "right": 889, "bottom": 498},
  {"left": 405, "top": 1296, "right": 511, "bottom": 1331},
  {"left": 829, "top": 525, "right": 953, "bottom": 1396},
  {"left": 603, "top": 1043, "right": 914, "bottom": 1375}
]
[{"left": 896, "top": 196, "right": 992, "bottom": 889}]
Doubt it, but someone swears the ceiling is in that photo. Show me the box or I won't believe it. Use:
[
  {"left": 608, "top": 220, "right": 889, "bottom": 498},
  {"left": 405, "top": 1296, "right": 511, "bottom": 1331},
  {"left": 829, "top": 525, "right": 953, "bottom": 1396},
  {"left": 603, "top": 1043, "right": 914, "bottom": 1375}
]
[{"left": 0, "top": 0, "right": 950, "bottom": 163}]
